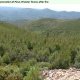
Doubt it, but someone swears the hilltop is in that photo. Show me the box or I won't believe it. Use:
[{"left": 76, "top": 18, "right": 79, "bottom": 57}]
[
  {"left": 0, "top": 7, "right": 80, "bottom": 22},
  {"left": 12, "top": 18, "right": 80, "bottom": 31}
]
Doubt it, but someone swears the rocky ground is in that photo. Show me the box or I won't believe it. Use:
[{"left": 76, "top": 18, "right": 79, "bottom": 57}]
[{"left": 42, "top": 68, "right": 80, "bottom": 80}]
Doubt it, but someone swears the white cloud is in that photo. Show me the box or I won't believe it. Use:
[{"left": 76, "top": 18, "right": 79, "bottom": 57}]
[{"left": 0, "top": 3, "right": 80, "bottom": 12}]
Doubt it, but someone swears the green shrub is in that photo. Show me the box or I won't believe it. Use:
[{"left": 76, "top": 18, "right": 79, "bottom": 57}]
[
  {"left": 36, "top": 62, "right": 51, "bottom": 70},
  {"left": 28, "top": 59, "right": 37, "bottom": 66},
  {"left": 55, "top": 45, "right": 60, "bottom": 51},
  {"left": 51, "top": 54, "right": 70, "bottom": 69},
  {"left": 5, "top": 73, "right": 23, "bottom": 80},
  {"left": 0, "top": 69, "right": 9, "bottom": 80},
  {"left": 27, "top": 41, "right": 33, "bottom": 51},
  {"left": 23, "top": 67, "right": 42, "bottom": 80},
  {"left": 0, "top": 46, "right": 5, "bottom": 57},
  {"left": 0, "top": 56, "right": 3, "bottom": 65},
  {"left": 36, "top": 49, "right": 50, "bottom": 62},
  {"left": 74, "top": 54, "right": 80, "bottom": 68},
  {"left": 2, "top": 53, "right": 10, "bottom": 64},
  {"left": 70, "top": 50, "right": 77, "bottom": 64},
  {"left": 49, "top": 51, "right": 59, "bottom": 63}
]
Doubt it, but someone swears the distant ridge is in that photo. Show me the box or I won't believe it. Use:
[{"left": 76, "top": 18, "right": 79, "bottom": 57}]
[{"left": 0, "top": 7, "right": 80, "bottom": 21}]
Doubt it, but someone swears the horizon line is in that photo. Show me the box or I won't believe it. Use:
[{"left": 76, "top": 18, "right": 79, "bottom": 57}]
[{"left": 0, "top": 6, "right": 80, "bottom": 12}]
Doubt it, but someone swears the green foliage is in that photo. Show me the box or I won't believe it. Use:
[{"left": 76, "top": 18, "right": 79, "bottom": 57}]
[
  {"left": 55, "top": 45, "right": 60, "bottom": 51},
  {"left": 70, "top": 50, "right": 77, "bottom": 64},
  {"left": 5, "top": 73, "right": 23, "bottom": 80},
  {"left": 23, "top": 67, "right": 41, "bottom": 80},
  {"left": 0, "top": 69, "right": 6, "bottom": 80},
  {"left": 0, "top": 19, "right": 80, "bottom": 79},
  {"left": 49, "top": 51, "right": 59, "bottom": 63},
  {"left": 51, "top": 54, "right": 70, "bottom": 69},
  {"left": 2, "top": 52, "right": 10, "bottom": 64},
  {"left": 36, "top": 62, "right": 51, "bottom": 70},
  {"left": 74, "top": 54, "right": 80, "bottom": 68},
  {"left": 27, "top": 41, "right": 33, "bottom": 51},
  {"left": 20, "top": 59, "right": 37, "bottom": 77},
  {"left": 0, "top": 46, "right": 5, "bottom": 57},
  {"left": 36, "top": 49, "right": 50, "bottom": 62}
]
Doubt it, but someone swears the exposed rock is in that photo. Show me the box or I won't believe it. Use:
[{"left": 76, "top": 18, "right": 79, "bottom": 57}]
[{"left": 42, "top": 68, "right": 80, "bottom": 80}]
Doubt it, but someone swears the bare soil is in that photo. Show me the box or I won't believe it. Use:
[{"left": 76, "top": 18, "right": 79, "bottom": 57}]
[{"left": 42, "top": 68, "right": 80, "bottom": 80}]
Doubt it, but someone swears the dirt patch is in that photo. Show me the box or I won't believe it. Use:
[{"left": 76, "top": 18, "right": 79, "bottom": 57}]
[{"left": 42, "top": 68, "right": 80, "bottom": 80}]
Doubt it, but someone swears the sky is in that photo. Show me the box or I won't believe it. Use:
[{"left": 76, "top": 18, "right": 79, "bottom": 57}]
[{"left": 0, "top": 0, "right": 80, "bottom": 11}]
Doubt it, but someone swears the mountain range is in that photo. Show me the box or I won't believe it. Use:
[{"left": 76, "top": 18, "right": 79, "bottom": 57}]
[{"left": 0, "top": 7, "right": 80, "bottom": 21}]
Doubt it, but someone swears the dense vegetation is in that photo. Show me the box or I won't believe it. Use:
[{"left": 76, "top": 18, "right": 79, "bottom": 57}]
[{"left": 0, "top": 19, "right": 80, "bottom": 80}]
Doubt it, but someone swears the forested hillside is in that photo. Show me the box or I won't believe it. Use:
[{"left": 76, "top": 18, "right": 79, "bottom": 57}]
[
  {"left": 1, "top": 7, "right": 80, "bottom": 21},
  {"left": 0, "top": 19, "right": 80, "bottom": 80}
]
